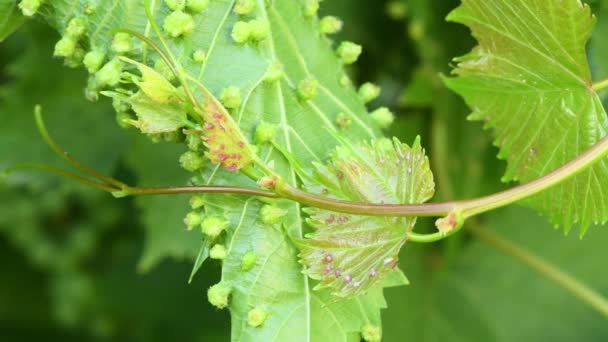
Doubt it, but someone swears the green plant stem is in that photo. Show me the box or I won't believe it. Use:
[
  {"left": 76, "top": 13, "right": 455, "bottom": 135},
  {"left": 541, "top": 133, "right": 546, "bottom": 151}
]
[
  {"left": 592, "top": 78, "right": 608, "bottom": 92},
  {"left": 467, "top": 223, "right": 608, "bottom": 319},
  {"left": 114, "top": 185, "right": 278, "bottom": 198}
]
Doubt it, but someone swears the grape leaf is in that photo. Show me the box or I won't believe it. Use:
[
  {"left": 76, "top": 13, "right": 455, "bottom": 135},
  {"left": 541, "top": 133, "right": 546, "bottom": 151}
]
[
  {"left": 444, "top": 0, "right": 608, "bottom": 234},
  {"left": 38, "top": 0, "right": 399, "bottom": 340},
  {"left": 0, "top": 0, "right": 24, "bottom": 42},
  {"left": 299, "top": 137, "right": 434, "bottom": 297},
  {"left": 382, "top": 206, "right": 608, "bottom": 341}
]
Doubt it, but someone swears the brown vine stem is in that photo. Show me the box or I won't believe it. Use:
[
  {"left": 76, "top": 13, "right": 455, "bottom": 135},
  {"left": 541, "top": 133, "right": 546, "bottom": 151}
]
[{"left": 467, "top": 222, "right": 608, "bottom": 318}]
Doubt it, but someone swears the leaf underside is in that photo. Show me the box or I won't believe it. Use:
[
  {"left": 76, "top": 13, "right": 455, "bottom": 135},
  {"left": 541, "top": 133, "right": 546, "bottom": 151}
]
[
  {"left": 40, "top": 0, "right": 398, "bottom": 340},
  {"left": 445, "top": 0, "right": 608, "bottom": 235},
  {"left": 299, "top": 138, "right": 434, "bottom": 298}
]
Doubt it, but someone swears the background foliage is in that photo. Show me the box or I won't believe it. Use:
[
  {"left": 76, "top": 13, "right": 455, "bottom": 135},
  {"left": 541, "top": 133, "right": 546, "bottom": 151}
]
[{"left": 1, "top": 0, "right": 608, "bottom": 341}]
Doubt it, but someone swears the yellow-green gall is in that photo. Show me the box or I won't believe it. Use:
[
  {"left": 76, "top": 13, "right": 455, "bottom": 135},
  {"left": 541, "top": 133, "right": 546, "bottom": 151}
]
[
  {"left": 207, "top": 282, "right": 231, "bottom": 309},
  {"left": 358, "top": 82, "right": 381, "bottom": 103},
  {"left": 370, "top": 107, "right": 395, "bottom": 128},
  {"left": 54, "top": 37, "right": 77, "bottom": 57},
  {"left": 112, "top": 33, "right": 133, "bottom": 54},
  {"left": 263, "top": 62, "right": 283, "bottom": 82},
  {"left": 164, "top": 0, "right": 185, "bottom": 11},
  {"left": 83, "top": 50, "right": 106, "bottom": 73},
  {"left": 231, "top": 21, "right": 251, "bottom": 44},
  {"left": 95, "top": 58, "right": 123, "bottom": 87},
  {"left": 19, "top": 0, "right": 43, "bottom": 16},
  {"left": 186, "top": 133, "right": 202, "bottom": 151},
  {"left": 361, "top": 324, "right": 381, "bottom": 342},
  {"left": 248, "top": 19, "right": 269, "bottom": 41},
  {"left": 297, "top": 78, "right": 319, "bottom": 100},
  {"left": 254, "top": 121, "right": 277, "bottom": 144},
  {"left": 210, "top": 244, "right": 228, "bottom": 260},
  {"left": 163, "top": 10, "right": 195, "bottom": 37},
  {"left": 319, "top": 16, "right": 343, "bottom": 34},
  {"left": 241, "top": 251, "right": 257, "bottom": 271},
  {"left": 234, "top": 0, "right": 255, "bottom": 15},
  {"left": 335, "top": 112, "right": 351, "bottom": 129},
  {"left": 337, "top": 41, "right": 362, "bottom": 64},
  {"left": 186, "top": 0, "right": 210, "bottom": 12},
  {"left": 259, "top": 205, "right": 288, "bottom": 225},
  {"left": 302, "top": 0, "right": 319, "bottom": 17},
  {"left": 66, "top": 18, "right": 88, "bottom": 38},
  {"left": 65, "top": 47, "right": 86, "bottom": 67},
  {"left": 220, "top": 86, "right": 242, "bottom": 109},
  {"left": 247, "top": 308, "right": 268, "bottom": 327},
  {"left": 84, "top": 2, "right": 96, "bottom": 14},
  {"left": 339, "top": 75, "right": 351, "bottom": 87},
  {"left": 201, "top": 216, "right": 229, "bottom": 238},
  {"left": 179, "top": 151, "right": 206, "bottom": 172},
  {"left": 189, "top": 195, "right": 205, "bottom": 209},
  {"left": 184, "top": 211, "right": 203, "bottom": 229},
  {"left": 386, "top": 1, "right": 408, "bottom": 20},
  {"left": 192, "top": 49, "right": 206, "bottom": 63}
]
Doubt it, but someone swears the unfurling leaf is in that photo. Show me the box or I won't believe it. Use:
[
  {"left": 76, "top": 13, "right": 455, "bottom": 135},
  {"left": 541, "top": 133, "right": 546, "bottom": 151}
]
[
  {"left": 299, "top": 137, "right": 435, "bottom": 297},
  {"left": 445, "top": 0, "right": 608, "bottom": 235}
]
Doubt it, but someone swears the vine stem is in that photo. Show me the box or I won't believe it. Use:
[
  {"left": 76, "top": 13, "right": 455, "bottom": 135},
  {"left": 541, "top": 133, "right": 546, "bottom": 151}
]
[
  {"left": 467, "top": 223, "right": 608, "bottom": 318},
  {"left": 15, "top": 107, "right": 608, "bottom": 243},
  {"left": 592, "top": 78, "right": 608, "bottom": 92},
  {"left": 274, "top": 131, "right": 608, "bottom": 220}
]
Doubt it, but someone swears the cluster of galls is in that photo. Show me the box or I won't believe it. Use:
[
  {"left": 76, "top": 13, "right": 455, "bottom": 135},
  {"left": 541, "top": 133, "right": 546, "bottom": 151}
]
[{"left": 190, "top": 199, "right": 288, "bottom": 329}]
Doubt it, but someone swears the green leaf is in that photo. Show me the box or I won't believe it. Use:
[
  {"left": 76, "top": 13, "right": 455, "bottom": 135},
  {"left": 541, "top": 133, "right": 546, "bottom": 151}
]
[
  {"left": 382, "top": 206, "right": 608, "bottom": 341},
  {"left": 299, "top": 138, "right": 434, "bottom": 297},
  {"left": 128, "top": 91, "right": 188, "bottom": 134},
  {"left": 444, "top": 0, "right": 608, "bottom": 234},
  {"left": 0, "top": 0, "right": 25, "bottom": 42},
  {"left": 39, "top": 0, "right": 395, "bottom": 340}
]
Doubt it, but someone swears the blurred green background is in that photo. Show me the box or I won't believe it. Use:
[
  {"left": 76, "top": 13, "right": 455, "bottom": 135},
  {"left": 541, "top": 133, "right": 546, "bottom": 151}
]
[{"left": 2, "top": 0, "right": 608, "bottom": 341}]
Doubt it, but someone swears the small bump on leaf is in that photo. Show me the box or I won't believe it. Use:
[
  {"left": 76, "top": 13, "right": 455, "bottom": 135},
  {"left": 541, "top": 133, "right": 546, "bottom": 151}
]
[
  {"left": 111, "top": 33, "right": 134, "bottom": 54},
  {"left": 337, "top": 41, "right": 362, "bottom": 64},
  {"left": 370, "top": 107, "right": 394, "bottom": 128},
  {"left": 163, "top": 10, "right": 195, "bottom": 37},
  {"left": 54, "top": 37, "right": 77, "bottom": 57},
  {"left": 219, "top": 86, "right": 242, "bottom": 109},
  {"left": 259, "top": 205, "right": 288, "bottom": 225},
  {"left": 247, "top": 308, "right": 268, "bottom": 327},
  {"left": 319, "top": 16, "right": 343, "bottom": 35},
  {"left": 210, "top": 244, "right": 228, "bottom": 260},
  {"left": 201, "top": 216, "right": 229, "bottom": 238},
  {"left": 83, "top": 50, "right": 106, "bottom": 73},
  {"left": 361, "top": 324, "right": 381, "bottom": 342},
  {"left": 192, "top": 49, "right": 206, "bottom": 63},
  {"left": 179, "top": 151, "right": 206, "bottom": 171},
  {"left": 207, "top": 282, "right": 231, "bottom": 309},
  {"left": 241, "top": 251, "right": 257, "bottom": 271},
  {"left": 186, "top": 0, "right": 209, "bottom": 13},
  {"left": 297, "top": 78, "right": 319, "bottom": 100},
  {"left": 358, "top": 82, "right": 380, "bottom": 103},
  {"left": 164, "top": 0, "right": 186, "bottom": 11},
  {"left": 66, "top": 17, "right": 88, "bottom": 38},
  {"left": 254, "top": 121, "right": 277, "bottom": 144},
  {"left": 234, "top": 0, "right": 255, "bottom": 15},
  {"left": 231, "top": 21, "right": 251, "bottom": 44}
]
